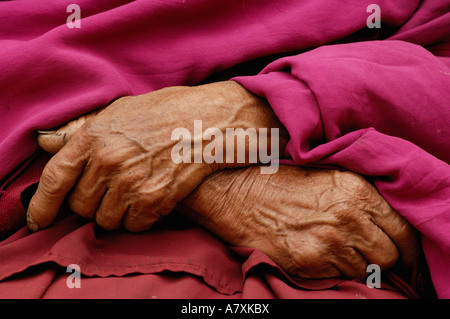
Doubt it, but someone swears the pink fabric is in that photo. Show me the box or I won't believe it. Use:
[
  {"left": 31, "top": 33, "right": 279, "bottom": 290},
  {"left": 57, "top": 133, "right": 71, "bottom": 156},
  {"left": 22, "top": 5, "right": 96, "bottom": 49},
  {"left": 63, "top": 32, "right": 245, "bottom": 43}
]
[
  {"left": 233, "top": 40, "right": 450, "bottom": 298},
  {"left": 0, "top": 0, "right": 449, "bottom": 298}
]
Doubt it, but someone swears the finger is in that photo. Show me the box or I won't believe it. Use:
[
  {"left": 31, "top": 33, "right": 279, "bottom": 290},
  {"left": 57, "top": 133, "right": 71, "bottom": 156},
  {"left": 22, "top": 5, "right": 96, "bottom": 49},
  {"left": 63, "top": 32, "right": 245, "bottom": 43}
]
[
  {"left": 37, "top": 130, "right": 70, "bottom": 154},
  {"left": 27, "top": 134, "right": 88, "bottom": 231},
  {"left": 333, "top": 171, "right": 419, "bottom": 268},
  {"left": 38, "top": 108, "right": 103, "bottom": 154},
  {"left": 333, "top": 246, "right": 369, "bottom": 279},
  {"left": 122, "top": 180, "right": 170, "bottom": 232},
  {"left": 123, "top": 208, "right": 159, "bottom": 233},
  {"left": 68, "top": 161, "right": 108, "bottom": 219},
  {"left": 293, "top": 239, "right": 369, "bottom": 279},
  {"left": 371, "top": 204, "right": 420, "bottom": 268},
  {"left": 95, "top": 185, "right": 130, "bottom": 230},
  {"left": 286, "top": 234, "right": 342, "bottom": 279},
  {"left": 123, "top": 200, "right": 161, "bottom": 233},
  {"left": 38, "top": 118, "right": 86, "bottom": 154},
  {"left": 354, "top": 219, "right": 399, "bottom": 270}
]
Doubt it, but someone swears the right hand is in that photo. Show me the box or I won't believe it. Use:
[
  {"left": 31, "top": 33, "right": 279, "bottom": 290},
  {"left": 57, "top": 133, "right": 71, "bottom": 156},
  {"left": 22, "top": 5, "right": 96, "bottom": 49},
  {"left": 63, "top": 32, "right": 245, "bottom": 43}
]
[{"left": 179, "top": 165, "right": 420, "bottom": 279}]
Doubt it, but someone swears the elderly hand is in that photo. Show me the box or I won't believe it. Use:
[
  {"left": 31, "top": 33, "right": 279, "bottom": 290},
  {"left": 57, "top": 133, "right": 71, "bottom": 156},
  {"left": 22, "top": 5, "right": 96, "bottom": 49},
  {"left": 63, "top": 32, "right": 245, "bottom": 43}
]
[
  {"left": 36, "top": 90, "right": 419, "bottom": 279},
  {"left": 29, "top": 81, "right": 288, "bottom": 232},
  {"left": 178, "top": 166, "right": 420, "bottom": 279}
]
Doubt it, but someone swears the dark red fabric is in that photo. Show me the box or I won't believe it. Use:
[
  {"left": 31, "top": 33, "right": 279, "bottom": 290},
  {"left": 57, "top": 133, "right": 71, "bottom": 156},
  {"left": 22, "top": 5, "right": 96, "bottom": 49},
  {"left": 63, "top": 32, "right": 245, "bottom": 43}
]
[
  {"left": 0, "top": 152, "right": 51, "bottom": 239},
  {"left": 1, "top": 0, "right": 447, "bottom": 299},
  {"left": 0, "top": 152, "right": 428, "bottom": 299}
]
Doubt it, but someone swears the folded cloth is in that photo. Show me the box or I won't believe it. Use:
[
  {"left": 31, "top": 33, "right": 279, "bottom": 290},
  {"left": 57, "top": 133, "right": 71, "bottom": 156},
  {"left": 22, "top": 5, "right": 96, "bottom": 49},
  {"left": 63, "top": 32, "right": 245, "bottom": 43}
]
[
  {"left": 0, "top": 153, "right": 424, "bottom": 299},
  {"left": 233, "top": 39, "right": 450, "bottom": 298},
  {"left": 0, "top": 0, "right": 449, "bottom": 298}
]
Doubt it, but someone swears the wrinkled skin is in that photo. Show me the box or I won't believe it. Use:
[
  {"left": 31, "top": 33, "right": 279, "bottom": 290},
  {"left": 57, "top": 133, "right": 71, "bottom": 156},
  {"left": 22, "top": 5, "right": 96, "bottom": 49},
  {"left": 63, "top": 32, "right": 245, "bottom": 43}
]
[
  {"left": 28, "top": 81, "right": 287, "bottom": 232},
  {"left": 34, "top": 82, "right": 419, "bottom": 279},
  {"left": 179, "top": 166, "right": 419, "bottom": 278}
]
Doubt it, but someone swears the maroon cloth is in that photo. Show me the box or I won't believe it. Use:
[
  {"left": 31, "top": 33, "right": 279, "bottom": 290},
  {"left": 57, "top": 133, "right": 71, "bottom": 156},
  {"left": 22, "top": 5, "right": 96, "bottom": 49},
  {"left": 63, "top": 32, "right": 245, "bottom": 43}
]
[
  {"left": 0, "top": 152, "right": 431, "bottom": 298},
  {"left": 1, "top": 0, "right": 448, "bottom": 298},
  {"left": 232, "top": 39, "right": 450, "bottom": 298}
]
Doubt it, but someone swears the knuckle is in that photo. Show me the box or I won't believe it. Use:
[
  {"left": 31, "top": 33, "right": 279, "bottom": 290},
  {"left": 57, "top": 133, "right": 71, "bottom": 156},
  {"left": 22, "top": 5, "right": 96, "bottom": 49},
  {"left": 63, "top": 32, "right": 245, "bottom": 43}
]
[
  {"left": 92, "top": 142, "right": 133, "bottom": 170},
  {"left": 334, "top": 170, "right": 372, "bottom": 199},
  {"left": 341, "top": 247, "right": 368, "bottom": 278},
  {"left": 376, "top": 246, "right": 399, "bottom": 269},
  {"left": 325, "top": 199, "right": 363, "bottom": 228},
  {"left": 94, "top": 149, "right": 112, "bottom": 165},
  {"left": 39, "top": 165, "right": 65, "bottom": 195},
  {"left": 68, "top": 195, "right": 93, "bottom": 218},
  {"left": 124, "top": 218, "right": 151, "bottom": 233},
  {"left": 116, "top": 173, "right": 137, "bottom": 190},
  {"left": 94, "top": 150, "right": 120, "bottom": 169},
  {"left": 343, "top": 246, "right": 359, "bottom": 260},
  {"left": 369, "top": 194, "right": 394, "bottom": 220},
  {"left": 95, "top": 213, "right": 119, "bottom": 231},
  {"left": 287, "top": 234, "right": 325, "bottom": 270},
  {"left": 73, "top": 124, "right": 95, "bottom": 148},
  {"left": 316, "top": 226, "right": 348, "bottom": 254},
  {"left": 79, "top": 119, "right": 96, "bottom": 135},
  {"left": 124, "top": 204, "right": 159, "bottom": 233},
  {"left": 338, "top": 205, "right": 365, "bottom": 226}
]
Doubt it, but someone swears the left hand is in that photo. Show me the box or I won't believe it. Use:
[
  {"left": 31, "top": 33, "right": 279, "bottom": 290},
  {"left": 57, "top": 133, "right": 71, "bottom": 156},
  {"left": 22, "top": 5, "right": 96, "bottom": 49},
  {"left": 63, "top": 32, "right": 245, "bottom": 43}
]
[{"left": 30, "top": 81, "right": 288, "bottom": 232}]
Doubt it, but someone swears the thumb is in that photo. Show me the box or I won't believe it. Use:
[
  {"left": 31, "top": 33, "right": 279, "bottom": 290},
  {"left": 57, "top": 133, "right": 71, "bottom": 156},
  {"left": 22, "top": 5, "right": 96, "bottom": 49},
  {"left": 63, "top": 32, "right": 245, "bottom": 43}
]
[
  {"left": 27, "top": 131, "right": 88, "bottom": 231},
  {"left": 37, "top": 108, "right": 103, "bottom": 154}
]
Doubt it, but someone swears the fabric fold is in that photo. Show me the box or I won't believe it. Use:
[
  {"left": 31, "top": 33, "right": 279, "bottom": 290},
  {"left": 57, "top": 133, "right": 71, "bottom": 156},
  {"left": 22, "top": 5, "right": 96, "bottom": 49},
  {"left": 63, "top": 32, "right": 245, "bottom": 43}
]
[
  {"left": 1, "top": 0, "right": 449, "bottom": 298},
  {"left": 233, "top": 40, "right": 450, "bottom": 298}
]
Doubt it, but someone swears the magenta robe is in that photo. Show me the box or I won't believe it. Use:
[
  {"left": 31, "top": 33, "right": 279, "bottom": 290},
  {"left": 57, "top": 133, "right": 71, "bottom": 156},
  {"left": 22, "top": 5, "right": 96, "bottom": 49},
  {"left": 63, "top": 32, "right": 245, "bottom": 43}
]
[{"left": 0, "top": 0, "right": 449, "bottom": 298}]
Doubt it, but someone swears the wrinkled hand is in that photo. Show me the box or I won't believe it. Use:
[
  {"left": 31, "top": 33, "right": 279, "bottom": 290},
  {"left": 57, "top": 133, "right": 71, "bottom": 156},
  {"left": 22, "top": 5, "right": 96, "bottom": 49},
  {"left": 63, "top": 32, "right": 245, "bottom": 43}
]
[
  {"left": 36, "top": 92, "right": 419, "bottom": 279},
  {"left": 178, "top": 166, "right": 420, "bottom": 279},
  {"left": 30, "top": 81, "right": 287, "bottom": 232}
]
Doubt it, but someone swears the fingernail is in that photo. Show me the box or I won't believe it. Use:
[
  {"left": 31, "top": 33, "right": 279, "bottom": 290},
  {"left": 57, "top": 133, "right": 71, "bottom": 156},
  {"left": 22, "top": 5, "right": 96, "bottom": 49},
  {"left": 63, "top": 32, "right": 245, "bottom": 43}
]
[
  {"left": 26, "top": 212, "right": 39, "bottom": 232},
  {"left": 36, "top": 130, "right": 58, "bottom": 135}
]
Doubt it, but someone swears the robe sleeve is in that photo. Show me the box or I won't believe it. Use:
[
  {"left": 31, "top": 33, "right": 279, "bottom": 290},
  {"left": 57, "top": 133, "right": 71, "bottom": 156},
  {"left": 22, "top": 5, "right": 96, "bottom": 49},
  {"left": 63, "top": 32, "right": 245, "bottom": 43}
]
[{"left": 232, "top": 39, "right": 450, "bottom": 298}]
